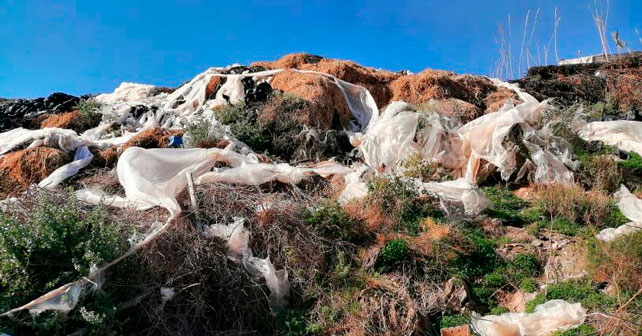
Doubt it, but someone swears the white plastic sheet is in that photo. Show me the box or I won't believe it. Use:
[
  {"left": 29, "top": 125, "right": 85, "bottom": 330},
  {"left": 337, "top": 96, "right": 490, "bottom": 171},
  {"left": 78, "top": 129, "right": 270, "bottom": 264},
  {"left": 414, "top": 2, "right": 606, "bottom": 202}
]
[
  {"left": 596, "top": 185, "right": 642, "bottom": 241},
  {"left": 579, "top": 120, "right": 642, "bottom": 157},
  {"left": 0, "top": 127, "right": 84, "bottom": 155},
  {"left": 39, "top": 146, "right": 94, "bottom": 190},
  {"left": 472, "top": 299, "right": 586, "bottom": 336}
]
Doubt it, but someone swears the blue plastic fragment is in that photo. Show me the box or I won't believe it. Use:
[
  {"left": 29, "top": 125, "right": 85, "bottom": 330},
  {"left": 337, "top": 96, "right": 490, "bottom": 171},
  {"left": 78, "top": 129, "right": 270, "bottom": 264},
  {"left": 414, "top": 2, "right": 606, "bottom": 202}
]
[{"left": 168, "top": 135, "right": 183, "bottom": 148}]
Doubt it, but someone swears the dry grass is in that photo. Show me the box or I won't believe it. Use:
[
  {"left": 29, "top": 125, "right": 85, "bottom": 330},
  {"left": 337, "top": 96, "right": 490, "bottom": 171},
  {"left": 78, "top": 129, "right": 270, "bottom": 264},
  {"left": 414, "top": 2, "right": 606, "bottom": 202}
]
[
  {"left": 533, "top": 183, "right": 613, "bottom": 227},
  {"left": 0, "top": 147, "right": 71, "bottom": 198}
]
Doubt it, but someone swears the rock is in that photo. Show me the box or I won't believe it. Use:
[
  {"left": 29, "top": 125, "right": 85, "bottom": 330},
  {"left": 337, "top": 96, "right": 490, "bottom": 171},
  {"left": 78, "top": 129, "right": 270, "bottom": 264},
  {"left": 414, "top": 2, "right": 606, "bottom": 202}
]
[{"left": 531, "top": 239, "right": 544, "bottom": 247}]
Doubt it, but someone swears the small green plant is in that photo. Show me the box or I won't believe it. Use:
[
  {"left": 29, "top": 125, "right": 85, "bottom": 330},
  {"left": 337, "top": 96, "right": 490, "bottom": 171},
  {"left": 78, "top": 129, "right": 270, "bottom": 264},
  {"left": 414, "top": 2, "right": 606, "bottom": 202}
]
[
  {"left": 184, "top": 114, "right": 221, "bottom": 148},
  {"left": 305, "top": 201, "right": 368, "bottom": 243},
  {"left": 439, "top": 313, "right": 470, "bottom": 328},
  {"left": 552, "top": 324, "right": 596, "bottom": 336},
  {"left": 377, "top": 239, "right": 411, "bottom": 271},
  {"left": 525, "top": 280, "right": 615, "bottom": 313},
  {"left": 619, "top": 151, "right": 642, "bottom": 173},
  {"left": 507, "top": 253, "right": 541, "bottom": 282},
  {"left": 75, "top": 98, "right": 101, "bottom": 118},
  {"left": 276, "top": 309, "right": 309, "bottom": 336}
]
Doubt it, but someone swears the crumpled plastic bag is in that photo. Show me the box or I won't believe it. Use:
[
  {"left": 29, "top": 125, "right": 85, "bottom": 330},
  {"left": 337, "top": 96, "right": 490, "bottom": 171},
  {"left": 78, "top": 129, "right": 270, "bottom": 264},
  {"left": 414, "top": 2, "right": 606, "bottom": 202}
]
[
  {"left": 471, "top": 299, "right": 586, "bottom": 336},
  {"left": 418, "top": 178, "right": 491, "bottom": 215},
  {"left": 197, "top": 161, "right": 351, "bottom": 186},
  {"left": 596, "top": 185, "right": 642, "bottom": 241}
]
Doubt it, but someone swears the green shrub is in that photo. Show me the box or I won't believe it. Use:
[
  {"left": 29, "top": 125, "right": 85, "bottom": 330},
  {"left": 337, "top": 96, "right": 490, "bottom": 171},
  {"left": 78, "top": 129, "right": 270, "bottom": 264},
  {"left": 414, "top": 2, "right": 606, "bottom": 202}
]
[
  {"left": 366, "top": 175, "right": 417, "bottom": 211},
  {"left": 439, "top": 313, "right": 470, "bottom": 328},
  {"left": 525, "top": 280, "right": 615, "bottom": 313},
  {"left": 519, "top": 278, "right": 538, "bottom": 293},
  {"left": 0, "top": 191, "right": 127, "bottom": 334},
  {"left": 214, "top": 103, "right": 269, "bottom": 151},
  {"left": 588, "top": 230, "right": 642, "bottom": 291},
  {"left": 75, "top": 98, "right": 102, "bottom": 118},
  {"left": 184, "top": 113, "right": 221, "bottom": 148},
  {"left": 577, "top": 155, "right": 622, "bottom": 193},
  {"left": 377, "top": 239, "right": 411, "bottom": 271},
  {"left": 305, "top": 201, "right": 368, "bottom": 243},
  {"left": 619, "top": 151, "right": 642, "bottom": 173}
]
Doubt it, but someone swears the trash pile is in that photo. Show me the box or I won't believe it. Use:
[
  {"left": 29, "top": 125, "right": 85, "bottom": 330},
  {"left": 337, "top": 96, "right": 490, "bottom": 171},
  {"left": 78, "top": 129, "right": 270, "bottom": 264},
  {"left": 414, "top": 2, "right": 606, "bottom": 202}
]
[{"left": 2, "top": 53, "right": 642, "bottom": 335}]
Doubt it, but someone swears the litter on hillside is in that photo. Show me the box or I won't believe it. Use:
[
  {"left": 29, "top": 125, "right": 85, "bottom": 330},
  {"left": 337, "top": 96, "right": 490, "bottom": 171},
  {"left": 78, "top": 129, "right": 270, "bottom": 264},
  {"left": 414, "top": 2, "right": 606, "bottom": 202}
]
[
  {"left": 596, "top": 185, "right": 642, "bottom": 242},
  {"left": 579, "top": 120, "right": 642, "bottom": 157},
  {"left": 471, "top": 299, "right": 586, "bottom": 336}
]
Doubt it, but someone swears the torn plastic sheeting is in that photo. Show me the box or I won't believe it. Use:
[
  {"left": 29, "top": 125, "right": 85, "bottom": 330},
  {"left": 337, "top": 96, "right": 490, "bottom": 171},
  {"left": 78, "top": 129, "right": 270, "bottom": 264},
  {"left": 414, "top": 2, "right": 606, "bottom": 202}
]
[
  {"left": 0, "top": 127, "right": 84, "bottom": 155},
  {"left": 418, "top": 178, "right": 490, "bottom": 216},
  {"left": 490, "top": 78, "right": 538, "bottom": 104},
  {"left": 471, "top": 299, "right": 586, "bottom": 336},
  {"left": 79, "top": 147, "right": 227, "bottom": 215},
  {"left": 204, "top": 217, "right": 251, "bottom": 262},
  {"left": 355, "top": 101, "right": 419, "bottom": 172},
  {"left": 579, "top": 120, "right": 642, "bottom": 157},
  {"left": 2, "top": 279, "right": 88, "bottom": 317},
  {"left": 196, "top": 161, "right": 352, "bottom": 186},
  {"left": 354, "top": 98, "right": 574, "bottom": 185},
  {"left": 203, "top": 218, "right": 290, "bottom": 307},
  {"left": 39, "top": 146, "right": 94, "bottom": 190},
  {"left": 596, "top": 185, "right": 642, "bottom": 242},
  {"left": 95, "top": 82, "right": 167, "bottom": 106}
]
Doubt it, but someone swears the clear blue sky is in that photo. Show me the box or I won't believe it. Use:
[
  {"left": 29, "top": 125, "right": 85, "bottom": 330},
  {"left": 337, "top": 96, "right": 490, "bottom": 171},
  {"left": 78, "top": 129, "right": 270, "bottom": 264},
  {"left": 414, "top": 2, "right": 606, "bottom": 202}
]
[{"left": 1, "top": 0, "right": 640, "bottom": 98}]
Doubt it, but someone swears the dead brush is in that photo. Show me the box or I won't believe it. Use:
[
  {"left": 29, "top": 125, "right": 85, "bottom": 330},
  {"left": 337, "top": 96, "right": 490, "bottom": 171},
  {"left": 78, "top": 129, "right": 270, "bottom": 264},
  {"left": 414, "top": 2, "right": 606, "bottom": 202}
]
[
  {"left": 130, "top": 217, "right": 274, "bottom": 335},
  {"left": 187, "top": 182, "right": 353, "bottom": 305},
  {"left": 533, "top": 183, "right": 614, "bottom": 227}
]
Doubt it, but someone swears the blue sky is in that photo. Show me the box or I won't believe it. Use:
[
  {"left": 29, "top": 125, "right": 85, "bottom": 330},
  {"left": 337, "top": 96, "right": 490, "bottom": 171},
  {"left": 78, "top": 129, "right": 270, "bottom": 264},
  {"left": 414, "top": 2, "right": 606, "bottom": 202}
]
[{"left": 1, "top": 0, "right": 640, "bottom": 98}]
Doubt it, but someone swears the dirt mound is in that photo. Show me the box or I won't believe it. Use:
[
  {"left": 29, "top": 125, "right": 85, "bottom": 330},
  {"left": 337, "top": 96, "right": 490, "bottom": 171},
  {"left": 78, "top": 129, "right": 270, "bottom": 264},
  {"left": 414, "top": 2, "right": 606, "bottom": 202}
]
[
  {"left": 89, "top": 147, "right": 119, "bottom": 168},
  {"left": 269, "top": 70, "right": 351, "bottom": 129},
  {"left": 38, "top": 111, "right": 102, "bottom": 133},
  {"left": 0, "top": 147, "right": 71, "bottom": 197},
  {"left": 256, "top": 54, "right": 401, "bottom": 107},
  {"left": 420, "top": 98, "right": 482, "bottom": 123},
  {"left": 251, "top": 53, "right": 324, "bottom": 69},
  {"left": 120, "top": 128, "right": 184, "bottom": 152},
  {"left": 518, "top": 53, "right": 642, "bottom": 111},
  {"left": 257, "top": 54, "right": 517, "bottom": 113},
  {"left": 205, "top": 76, "right": 221, "bottom": 99},
  {"left": 390, "top": 70, "right": 519, "bottom": 113}
]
